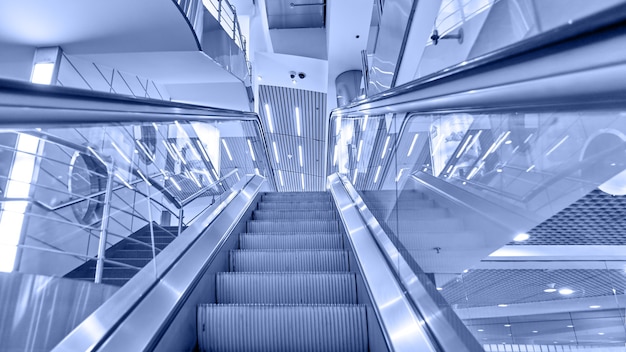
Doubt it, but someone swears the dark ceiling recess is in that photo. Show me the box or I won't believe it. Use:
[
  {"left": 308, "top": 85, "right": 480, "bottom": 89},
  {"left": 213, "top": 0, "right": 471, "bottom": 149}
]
[
  {"left": 266, "top": 0, "right": 326, "bottom": 29},
  {"left": 510, "top": 189, "right": 626, "bottom": 246}
]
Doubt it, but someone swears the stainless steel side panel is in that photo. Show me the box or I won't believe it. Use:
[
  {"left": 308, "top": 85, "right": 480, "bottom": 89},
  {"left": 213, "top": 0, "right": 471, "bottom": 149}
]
[
  {"left": 0, "top": 272, "right": 118, "bottom": 352},
  {"left": 328, "top": 173, "right": 438, "bottom": 352},
  {"left": 51, "top": 175, "right": 264, "bottom": 352}
]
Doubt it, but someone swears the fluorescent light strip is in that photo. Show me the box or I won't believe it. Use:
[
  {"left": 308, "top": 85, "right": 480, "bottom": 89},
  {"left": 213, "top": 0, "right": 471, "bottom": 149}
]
[
  {"left": 395, "top": 168, "right": 404, "bottom": 182},
  {"left": 272, "top": 141, "right": 280, "bottom": 164},
  {"left": 381, "top": 136, "right": 391, "bottom": 159},
  {"left": 171, "top": 142, "right": 187, "bottom": 165},
  {"left": 546, "top": 135, "right": 569, "bottom": 156},
  {"left": 374, "top": 165, "right": 382, "bottom": 183},
  {"left": 254, "top": 168, "right": 260, "bottom": 176},
  {"left": 31, "top": 62, "right": 55, "bottom": 85},
  {"left": 136, "top": 169, "right": 152, "bottom": 186},
  {"left": 298, "top": 145, "right": 303, "bottom": 167},
  {"left": 152, "top": 122, "right": 159, "bottom": 131},
  {"left": 247, "top": 139, "right": 256, "bottom": 161},
  {"left": 162, "top": 140, "right": 178, "bottom": 160},
  {"left": 407, "top": 133, "right": 419, "bottom": 157},
  {"left": 456, "top": 134, "right": 473, "bottom": 159},
  {"left": 264, "top": 104, "right": 274, "bottom": 133},
  {"left": 446, "top": 165, "right": 454, "bottom": 174},
  {"left": 0, "top": 134, "right": 40, "bottom": 272},
  {"left": 301, "top": 173, "right": 305, "bottom": 190},
  {"left": 115, "top": 173, "right": 133, "bottom": 189},
  {"left": 295, "top": 107, "right": 301, "bottom": 137},
  {"left": 352, "top": 169, "right": 358, "bottom": 184},
  {"left": 357, "top": 140, "right": 363, "bottom": 162},
  {"left": 135, "top": 140, "right": 155, "bottom": 162},
  {"left": 111, "top": 141, "right": 131, "bottom": 164},
  {"left": 526, "top": 164, "right": 536, "bottom": 172},
  {"left": 87, "top": 146, "right": 107, "bottom": 167},
  {"left": 362, "top": 115, "right": 368, "bottom": 131},
  {"left": 187, "top": 170, "right": 202, "bottom": 188},
  {"left": 169, "top": 177, "right": 182, "bottom": 191},
  {"left": 187, "top": 142, "right": 201, "bottom": 160},
  {"left": 221, "top": 139, "right": 233, "bottom": 161},
  {"left": 195, "top": 140, "right": 211, "bottom": 161},
  {"left": 278, "top": 170, "right": 284, "bottom": 186},
  {"left": 174, "top": 120, "right": 185, "bottom": 133}
]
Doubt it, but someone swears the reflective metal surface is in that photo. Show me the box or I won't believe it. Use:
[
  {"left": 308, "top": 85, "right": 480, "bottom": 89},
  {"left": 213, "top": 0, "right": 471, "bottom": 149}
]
[
  {"left": 51, "top": 175, "right": 264, "bottom": 351},
  {"left": 328, "top": 173, "right": 440, "bottom": 352},
  {"left": 0, "top": 272, "right": 118, "bottom": 352}
]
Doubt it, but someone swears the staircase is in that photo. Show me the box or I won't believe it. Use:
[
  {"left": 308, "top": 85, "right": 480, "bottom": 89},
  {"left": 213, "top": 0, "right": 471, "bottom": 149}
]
[
  {"left": 65, "top": 224, "right": 178, "bottom": 286},
  {"left": 197, "top": 192, "right": 368, "bottom": 351}
]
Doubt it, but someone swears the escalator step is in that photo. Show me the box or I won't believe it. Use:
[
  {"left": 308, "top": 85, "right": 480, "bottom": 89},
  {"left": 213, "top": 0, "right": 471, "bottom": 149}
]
[
  {"left": 262, "top": 192, "right": 330, "bottom": 202},
  {"left": 247, "top": 220, "right": 339, "bottom": 233},
  {"left": 217, "top": 272, "right": 357, "bottom": 304},
  {"left": 230, "top": 250, "right": 349, "bottom": 272},
  {"left": 239, "top": 233, "right": 343, "bottom": 249},
  {"left": 197, "top": 304, "right": 367, "bottom": 352},
  {"left": 258, "top": 201, "right": 333, "bottom": 211},
  {"left": 253, "top": 210, "right": 336, "bottom": 220}
]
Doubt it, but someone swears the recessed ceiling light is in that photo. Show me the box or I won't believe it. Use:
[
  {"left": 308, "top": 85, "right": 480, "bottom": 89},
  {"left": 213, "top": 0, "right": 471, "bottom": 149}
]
[
  {"left": 436, "top": 287, "right": 443, "bottom": 291},
  {"left": 532, "top": 330, "right": 538, "bottom": 333},
  {"left": 477, "top": 329, "right": 484, "bottom": 332},
  {"left": 504, "top": 324, "right": 511, "bottom": 327},
  {"left": 497, "top": 304, "right": 508, "bottom": 307},
  {"left": 598, "top": 332, "right": 605, "bottom": 335},
  {"left": 544, "top": 288, "right": 557, "bottom": 293},
  {"left": 567, "top": 325, "right": 574, "bottom": 328},
  {"left": 513, "top": 233, "right": 530, "bottom": 242},
  {"left": 463, "top": 269, "right": 469, "bottom": 273},
  {"left": 558, "top": 288, "right": 574, "bottom": 295},
  {"left": 589, "top": 305, "right": 601, "bottom": 309},
  {"left": 505, "top": 140, "right": 512, "bottom": 144}
]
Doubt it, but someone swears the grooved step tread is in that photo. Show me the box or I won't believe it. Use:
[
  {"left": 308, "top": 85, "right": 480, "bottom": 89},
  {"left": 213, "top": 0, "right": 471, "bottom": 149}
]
[
  {"left": 197, "top": 304, "right": 367, "bottom": 352},
  {"left": 217, "top": 272, "right": 357, "bottom": 304},
  {"left": 239, "top": 233, "right": 343, "bottom": 249},
  {"left": 253, "top": 210, "right": 336, "bottom": 220},
  {"left": 230, "top": 250, "right": 349, "bottom": 272}
]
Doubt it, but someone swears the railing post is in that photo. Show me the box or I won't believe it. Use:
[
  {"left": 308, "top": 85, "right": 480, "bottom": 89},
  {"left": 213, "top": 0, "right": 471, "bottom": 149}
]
[
  {"left": 178, "top": 208, "right": 184, "bottom": 236},
  {"left": 95, "top": 162, "right": 115, "bottom": 284}
]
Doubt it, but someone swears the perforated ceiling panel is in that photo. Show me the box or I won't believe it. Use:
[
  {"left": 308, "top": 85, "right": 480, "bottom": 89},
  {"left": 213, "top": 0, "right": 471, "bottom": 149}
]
[
  {"left": 440, "top": 269, "right": 626, "bottom": 308},
  {"left": 511, "top": 189, "right": 626, "bottom": 245}
]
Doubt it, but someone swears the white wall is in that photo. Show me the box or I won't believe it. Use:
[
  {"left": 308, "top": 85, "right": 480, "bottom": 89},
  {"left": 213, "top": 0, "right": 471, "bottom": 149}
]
[
  {"left": 0, "top": 44, "right": 34, "bottom": 81},
  {"left": 270, "top": 28, "right": 327, "bottom": 60}
]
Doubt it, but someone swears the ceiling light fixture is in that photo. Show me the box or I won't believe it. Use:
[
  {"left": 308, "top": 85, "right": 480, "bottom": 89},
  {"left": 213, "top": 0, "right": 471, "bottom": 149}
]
[
  {"left": 221, "top": 139, "right": 233, "bottom": 161},
  {"left": 295, "top": 107, "right": 301, "bottom": 136},
  {"left": 497, "top": 304, "right": 508, "bottom": 307},
  {"left": 301, "top": 173, "right": 305, "bottom": 190},
  {"left": 408, "top": 133, "right": 419, "bottom": 157},
  {"left": 357, "top": 140, "right": 363, "bottom": 162},
  {"left": 272, "top": 141, "right": 280, "bottom": 164},
  {"left": 558, "top": 288, "right": 574, "bottom": 295},
  {"left": 362, "top": 115, "right": 368, "bottom": 131},
  {"left": 381, "top": 136, "right": 390, "bottom": 159},
  {"left": 298, "top": 145, "right": 303, "bottom": 167},
  {"left": 513, "top": 233, "right": 530, "bottom": 242},
  {"left": 374, "top": 165, "right": 382, "bottom": 183},
  {"left": 247, "top": 139, "right": 256, "bottom": 161},
  {"left": 352, "top": 169, "right": 358, "bottom": 184},
  {"left": 278, "top": 170, "right": 284, "bottom": 186},
  {"left": 589, "top": 305, "right": 601, "bottom": 309},
  {"left": 264, "top": 104, "right": 274, "bottom": 133},
  {"left": 544, "top": 288, "right": 557, "bottom": 293}
]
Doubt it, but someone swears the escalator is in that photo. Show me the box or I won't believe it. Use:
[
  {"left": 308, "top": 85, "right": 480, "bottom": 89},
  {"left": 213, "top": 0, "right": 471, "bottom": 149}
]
[{"left": 197, "top": 192, "right": 368, "bottom": 351}]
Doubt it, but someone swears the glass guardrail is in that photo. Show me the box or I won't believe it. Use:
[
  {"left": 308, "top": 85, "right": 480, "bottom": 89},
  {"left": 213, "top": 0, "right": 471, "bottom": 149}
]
[{"left": 327, "top": 12, "right": 626, "bottom": 350}]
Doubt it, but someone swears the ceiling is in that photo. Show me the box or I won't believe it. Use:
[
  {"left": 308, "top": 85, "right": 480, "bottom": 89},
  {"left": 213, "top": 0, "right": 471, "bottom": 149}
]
[
  {"left": 258, "top": 84, "right": 327, "bottom": 192},
  {"left": 265, "top": 0, "right": 326, "bottom": 29}
]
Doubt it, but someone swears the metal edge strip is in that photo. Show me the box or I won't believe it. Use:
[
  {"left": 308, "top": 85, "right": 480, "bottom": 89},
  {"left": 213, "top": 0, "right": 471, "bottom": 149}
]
[
  {"left": 328, "top": 173, "right": 439, "bottom": 352},
  {"left": 51, "top": 175, "right": 264, "bottom": 352},
  {"left": 331, "top": 172, "right": 485, "bottom": 352}
]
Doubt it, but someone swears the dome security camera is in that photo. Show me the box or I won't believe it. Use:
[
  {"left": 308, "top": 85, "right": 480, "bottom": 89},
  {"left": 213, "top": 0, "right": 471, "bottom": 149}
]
[
  {"left": 289, "top": 71, "right": 296, "bottom": 79},
  {"left": 298, "top": 72, "right": 306, "bottom": 79}
]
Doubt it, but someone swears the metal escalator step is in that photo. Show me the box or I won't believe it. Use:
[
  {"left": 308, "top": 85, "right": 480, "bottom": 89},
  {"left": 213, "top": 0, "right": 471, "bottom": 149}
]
[
  {"left": 217, "top": 272, "right": 357, "bottom": 304},
  {"left": 258, "top": 201, "right": 333, "bottom": 211},
  {"left": 230, "top": 250, "right": 349, "bottom": 272},
  {"left": 197, "top": 304, "right": 367, "bottom": 352},
  {"left": 247, "top": 220, "right": 339, "bottom": 233},
  {"left": 239, "top": 233, "right": 343, "bottom": 249},
  {"left": 110, "top": 249, "right": 156, "bottom": 258},
  {"left": 262, "top": 192, "right": 330, "bottom": 202},
  {"left": 253, "top": 209, "right": 336, "bottom": 220}
]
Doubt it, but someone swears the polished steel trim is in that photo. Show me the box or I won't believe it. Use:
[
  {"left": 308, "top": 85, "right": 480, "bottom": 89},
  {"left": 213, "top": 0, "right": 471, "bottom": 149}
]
[
  {"left": 328, "top": 173, "right": 439, "bottom": 352},
  {"left": 331, "top": 173, "right": 485, "bottom": 352},
  {"left": 51, "top": 175, "right": 265, "bottom": 352}
]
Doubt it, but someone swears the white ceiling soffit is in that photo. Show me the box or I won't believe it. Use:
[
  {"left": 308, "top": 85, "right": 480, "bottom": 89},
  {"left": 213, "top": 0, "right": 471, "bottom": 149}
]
[
  {"left": 166, "top": 82, "right": 250, "bottom": 111},
  {"left": 259, "top": 85, "right": 327, "bottom": 192},
  {"left": 0, "top": 0, "right": 198, "bottom": 54},
  {"left": 266, "top": 0, "right": 326, "bottom": 29},
  {"left": 254, "top": 52, "right": 328, "bottom": 92}
]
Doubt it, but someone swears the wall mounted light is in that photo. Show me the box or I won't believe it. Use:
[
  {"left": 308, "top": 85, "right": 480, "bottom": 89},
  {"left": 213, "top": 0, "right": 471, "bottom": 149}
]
[{"left": 31, "top": 47, "right": 62, "bottom": 85}]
